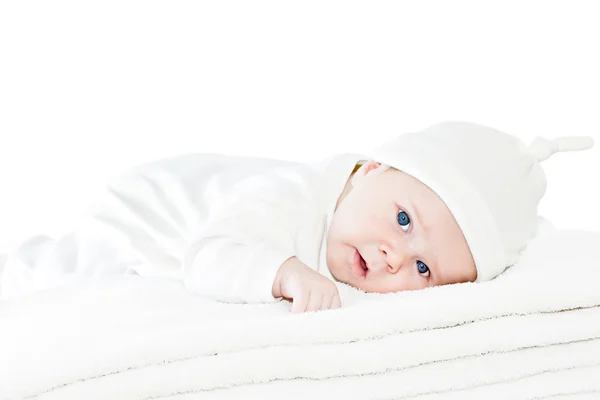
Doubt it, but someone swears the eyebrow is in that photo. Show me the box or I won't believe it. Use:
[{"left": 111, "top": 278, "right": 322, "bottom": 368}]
[{"left": 408, "top": 201, "right": 445, "bottom": 285}]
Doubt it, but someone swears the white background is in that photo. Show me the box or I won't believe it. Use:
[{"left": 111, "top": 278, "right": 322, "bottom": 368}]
[{"left": 1, "top": 1, "right": 598, "bottom": 254}]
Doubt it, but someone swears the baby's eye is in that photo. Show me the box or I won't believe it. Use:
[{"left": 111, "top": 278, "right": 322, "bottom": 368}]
[
  {"left": 417, "top": 261, "right": 430, "bottom": 277},
  {"left": 397, "top": 210, "right": 411, "bottom": 232}
]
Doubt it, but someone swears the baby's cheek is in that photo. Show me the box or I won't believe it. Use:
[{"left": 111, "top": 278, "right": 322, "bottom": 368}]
[
  {"left": 344, "top": 219, "right": 368, "bottom": 242},
  {"left": 403, "top": 272, "right": 431, "bottom": 292},
  {"left": 357, "top": 212, "right": 383, "bottom": 238},
  {"left": 374, "top": 275, "right": 416, "bottom": 294},
  {"left": 450, "top": 261, "right": 477, "bottom": 284}
]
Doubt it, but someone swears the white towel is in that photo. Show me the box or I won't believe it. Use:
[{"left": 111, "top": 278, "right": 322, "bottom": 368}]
[{"left": 1, "top": 219, "right": 600, "bottom": 399}]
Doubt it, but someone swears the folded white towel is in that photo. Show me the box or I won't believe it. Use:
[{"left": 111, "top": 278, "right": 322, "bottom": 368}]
[{"left": 1, "top": 218, "right": 600, "bottom": 399}]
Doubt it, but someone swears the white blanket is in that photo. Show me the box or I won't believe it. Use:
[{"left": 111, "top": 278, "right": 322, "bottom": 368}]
[{"left": 2, "top": 224, "right": 600, "bottom": 399}]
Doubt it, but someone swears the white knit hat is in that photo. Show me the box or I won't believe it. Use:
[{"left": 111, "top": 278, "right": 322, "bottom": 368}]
[{"left": 366, "top": 121, "right": 594, "bottom": 282}]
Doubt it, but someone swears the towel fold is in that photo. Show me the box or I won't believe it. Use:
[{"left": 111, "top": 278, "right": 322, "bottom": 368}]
[{"left": 1, "top": 225, "right": 599, "bottom": 400}]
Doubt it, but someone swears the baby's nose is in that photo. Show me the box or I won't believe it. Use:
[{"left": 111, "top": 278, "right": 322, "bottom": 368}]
[
  {"left": 386, "top": 252, "right": 405, "bottom": 274},
  {"left": 380, "top": 242, "right": 408, "bottom": 274}
]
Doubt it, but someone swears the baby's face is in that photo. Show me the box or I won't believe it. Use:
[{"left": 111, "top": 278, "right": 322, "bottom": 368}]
[{"left": 326, "top": 160, "right": 477, "bottom": 293}]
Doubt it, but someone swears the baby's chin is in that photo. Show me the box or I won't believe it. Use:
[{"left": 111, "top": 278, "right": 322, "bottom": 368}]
[
  {"left": 327, "top": 262, "right": 346, "bottom": 283},
  {"left": 326, "top": 257, "right": 352, "bottom": 285},
  {"left": 325, "top": 247, "right": 352, "bottom": 272},
  {"left": 328, "top": 261, "right": 365, "bottom": 290}
]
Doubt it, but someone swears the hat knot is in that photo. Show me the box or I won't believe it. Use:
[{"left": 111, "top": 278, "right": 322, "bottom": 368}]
[{"left": 527, "top": 136, "right": 595, "bottom": 162}]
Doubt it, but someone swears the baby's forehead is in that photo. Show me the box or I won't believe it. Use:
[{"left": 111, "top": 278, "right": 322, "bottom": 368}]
[
  {"left": 385, "top": 168, "right": 433, "bottom": 195},
  {"left": 384, "top": 172, "right": 454, "bottom": 218}
]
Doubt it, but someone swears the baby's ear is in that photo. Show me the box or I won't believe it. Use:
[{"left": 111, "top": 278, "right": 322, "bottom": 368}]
[
  {"left": 360, "top": 160, "right": 383, "bottom": 173},
  {"left": 351, "top": 160, "right": 384, "bottom": 186}
]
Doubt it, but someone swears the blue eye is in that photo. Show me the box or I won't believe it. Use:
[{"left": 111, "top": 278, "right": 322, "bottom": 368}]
[
  {"left": 417, "top": 261, "right": 430, "bottom": 277},
  {"left": 397, "top": 210, "right": 411, "bottom": 232},
  {"left": 398, "top": 210, "right": 429, "bottom": 278}
]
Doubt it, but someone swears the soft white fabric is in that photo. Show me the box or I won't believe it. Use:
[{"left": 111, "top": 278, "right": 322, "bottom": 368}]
[
  {"left": 1, "top": 221, "right": 599, "bottom": 400},
  {"left": 367, "top": 121, "right": 594, "bottom": 282},
  {"left": 0, "top": 152, "right": 362, "bottom": 302}
]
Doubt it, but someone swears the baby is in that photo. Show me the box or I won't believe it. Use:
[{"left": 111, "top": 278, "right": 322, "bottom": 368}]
[
  {"left": 272, "top": 158, "right": 477, "bottom": 313},
  {"left": 0, "top": 121, "right": 593, "bottom": 313}
]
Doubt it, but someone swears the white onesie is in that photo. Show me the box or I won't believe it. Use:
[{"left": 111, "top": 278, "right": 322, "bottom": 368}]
[{"left": 0, "top": 152, "right": 363, "bottom": 302}]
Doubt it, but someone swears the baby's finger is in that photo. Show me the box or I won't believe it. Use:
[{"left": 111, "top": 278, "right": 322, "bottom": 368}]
[
  {"left": 331, "top": 294, "right": 342, "bottom": 309},
  {"left": 320, "top": 294, "right": 333, "bottom": 310},
  {"left": 291, "top": 292, "right": 309, "bottom": 314},
  {"left": 306, "top": 291, "right": 323, "bottom": 312}
]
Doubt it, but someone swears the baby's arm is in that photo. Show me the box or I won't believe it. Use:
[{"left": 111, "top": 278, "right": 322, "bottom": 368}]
[
  {"left": 182, "top": 171, "right": 341, "bottom": 311},
  {"left": 182, "top": 232, "right": 294, "bottom": 304}
]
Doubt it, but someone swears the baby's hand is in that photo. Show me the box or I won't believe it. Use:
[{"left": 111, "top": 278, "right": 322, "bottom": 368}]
[{"left": 272, "top": 257, "right": 342, "bottom": 313}]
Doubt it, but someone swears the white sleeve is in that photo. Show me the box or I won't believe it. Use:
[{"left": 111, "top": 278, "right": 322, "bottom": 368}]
[
  {"left": 182, "top": 237, "right": 294, "bottom": 303},
  {"left": 181, "top": 172, "right": 320, "bottom": 304}
]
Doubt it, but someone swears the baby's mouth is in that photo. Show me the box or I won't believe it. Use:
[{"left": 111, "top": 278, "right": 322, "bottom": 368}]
[
  {"left": 359, "top": 253, "right": 368, "bottom": 272},
  {"left": 353, "top": 248, "right": 369, "bottom": 277}
]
